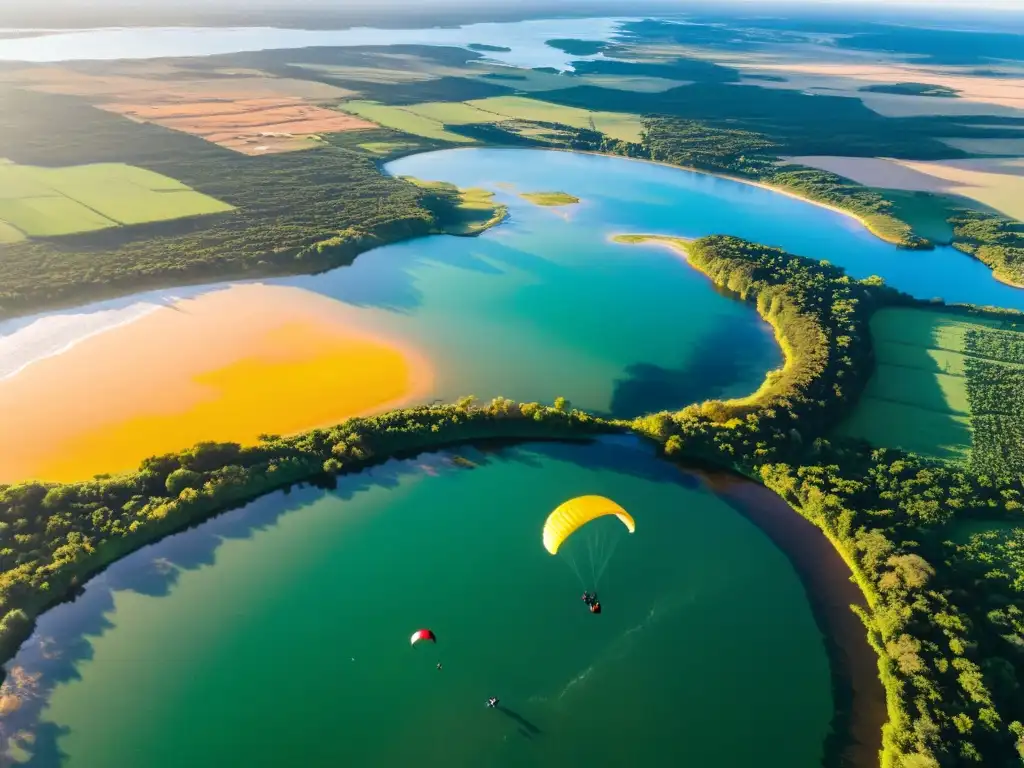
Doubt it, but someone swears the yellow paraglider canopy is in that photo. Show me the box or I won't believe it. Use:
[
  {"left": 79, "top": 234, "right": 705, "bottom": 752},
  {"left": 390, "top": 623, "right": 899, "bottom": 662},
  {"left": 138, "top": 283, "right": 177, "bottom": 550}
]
[{"left": 543, "top": 495, "right": 635, "bottom": 555}]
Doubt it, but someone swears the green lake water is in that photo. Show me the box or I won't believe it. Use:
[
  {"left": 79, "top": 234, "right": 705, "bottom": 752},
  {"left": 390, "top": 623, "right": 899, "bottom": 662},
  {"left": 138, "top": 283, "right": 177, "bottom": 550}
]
[{"left": 3, "top": 438, "right": 833, "bottom": 767}]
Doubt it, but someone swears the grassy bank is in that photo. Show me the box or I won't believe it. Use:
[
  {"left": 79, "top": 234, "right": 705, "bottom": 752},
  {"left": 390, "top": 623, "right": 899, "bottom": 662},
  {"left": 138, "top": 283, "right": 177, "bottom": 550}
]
[{"left": 402, "top": 176, "right": 508, "bottom": 235}]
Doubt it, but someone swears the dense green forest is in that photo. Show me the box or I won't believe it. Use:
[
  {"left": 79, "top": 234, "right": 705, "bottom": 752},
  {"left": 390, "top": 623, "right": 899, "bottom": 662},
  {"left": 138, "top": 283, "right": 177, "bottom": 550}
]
[
  {"left": 950, "top": 211, "right": 1024, "bottom": 287},
  {"left": 0, "top": 401, "right": 609, "bottom": 670},
  {"left": 859, "top": 83, "right": 960, "bottom": 98}
]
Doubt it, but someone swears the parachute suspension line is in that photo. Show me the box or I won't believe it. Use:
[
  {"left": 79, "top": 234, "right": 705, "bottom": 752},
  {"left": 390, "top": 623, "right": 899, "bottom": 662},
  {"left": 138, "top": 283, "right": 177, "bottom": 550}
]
[
  {"left": 593, "top": 530, "right": 624, "bottom": 586},
  {"left": 586, "top": 527, "right": 598, "bottom": 588},
  {"left": 562, "top": 549, "right": 587, "bottom": 588}
]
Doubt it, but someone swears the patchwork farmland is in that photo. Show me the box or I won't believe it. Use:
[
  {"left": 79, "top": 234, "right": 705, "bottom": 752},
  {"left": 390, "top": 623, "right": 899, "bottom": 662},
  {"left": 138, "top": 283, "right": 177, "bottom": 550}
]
[
  {"left": 0, "top": 162, "right": 233, "bottom": 239},
  {"left": 837, "top": 306, "right": 1024, "bottom": 472}
]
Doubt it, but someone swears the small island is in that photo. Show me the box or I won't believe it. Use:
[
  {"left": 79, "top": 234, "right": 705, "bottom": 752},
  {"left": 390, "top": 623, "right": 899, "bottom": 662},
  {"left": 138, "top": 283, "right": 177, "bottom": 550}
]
[
  {"left": 545, "top": 38, "right": 608, "bottom": 56},
  {"left": 520, "top": 191, "right": 581, "bottom": 207},
  {"left": 403, "top": 177, "right": 508, "bottom": 236},
  {"left": 859, "top": 82, "right": 960, "bottom": 98},
  {"left": 467, "top": 43, "right": 512, "bottom": 53}
]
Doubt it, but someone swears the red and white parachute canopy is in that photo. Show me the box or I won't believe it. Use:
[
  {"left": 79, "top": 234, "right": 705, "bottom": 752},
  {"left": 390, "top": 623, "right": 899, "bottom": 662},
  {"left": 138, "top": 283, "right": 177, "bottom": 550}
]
[{"left": 410, "top": 629, "right": 436, "bottom": 646}]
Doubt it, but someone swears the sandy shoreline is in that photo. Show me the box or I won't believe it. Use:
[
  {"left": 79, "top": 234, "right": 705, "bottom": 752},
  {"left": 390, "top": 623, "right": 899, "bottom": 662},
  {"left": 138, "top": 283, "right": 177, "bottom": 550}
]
[
  {"left": 561, "top": 148, "right": 906, "bottom": 246},
  {"left": 0, "top": 284, "right": 433, "bottom": 483},
  {"left": 782, "top": 154, "right": 1024, "bottom": 224}
]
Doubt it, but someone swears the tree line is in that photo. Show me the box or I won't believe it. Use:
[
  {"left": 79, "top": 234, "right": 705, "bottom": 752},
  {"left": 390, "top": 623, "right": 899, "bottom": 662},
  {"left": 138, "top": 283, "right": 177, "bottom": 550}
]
[{"left": 0, "top": 400, "right": 610, "bottom": 673}]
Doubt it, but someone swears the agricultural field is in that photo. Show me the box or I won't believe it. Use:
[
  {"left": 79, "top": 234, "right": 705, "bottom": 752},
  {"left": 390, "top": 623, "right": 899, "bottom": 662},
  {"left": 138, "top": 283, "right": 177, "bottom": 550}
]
[
  {"left": 0, "top": 63, "right": 374, "bottom": 154},
  {"left": 338, "top": 94, "right": 644, "bottom": 144},
  {"left": 0, "top": 161, "right": 233, "bottom": 237},
  {"left": 465, "top": 96, "right": 644, "bottom": 142},
  {"left": 837, "top": 306, "right": 1024, "bottom": 473},
  {"left": 401, "top": 101, "right": 502, "bottom": 125},
  {"left": 104, "top": 98, "right": 376, "bottom": 155},
  {"left": 335, "top": 100, "right": 475, "bottom": 143}
]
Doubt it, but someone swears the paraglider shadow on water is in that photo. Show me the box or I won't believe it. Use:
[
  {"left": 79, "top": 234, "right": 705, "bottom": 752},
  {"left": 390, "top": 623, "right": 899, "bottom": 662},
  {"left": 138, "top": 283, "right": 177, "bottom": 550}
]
[{"left": 496, "top": 706, "right": 543, "bottom": 738}]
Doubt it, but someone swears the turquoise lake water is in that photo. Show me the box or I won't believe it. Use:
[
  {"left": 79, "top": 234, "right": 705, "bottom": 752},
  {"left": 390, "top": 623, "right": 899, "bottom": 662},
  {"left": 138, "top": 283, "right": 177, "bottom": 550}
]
[{"left": 2, "top": 438, "right": 833, "bottom": 767}]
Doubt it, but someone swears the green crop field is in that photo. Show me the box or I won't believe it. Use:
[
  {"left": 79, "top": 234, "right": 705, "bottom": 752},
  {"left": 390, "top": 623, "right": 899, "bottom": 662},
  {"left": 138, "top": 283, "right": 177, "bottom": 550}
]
[
  {"left": 336, "top": 95, "right": 643, "bottom": 145},
  {"left": 838, "top": 307, "right": 1024, "bottom": 471},
  {"left": 0, "top": 220, "right": 24, "bottom": 243},
  {"left": 401, "top": 101, "right": 502, "bottom": 125},
  {"left": 357, "top": 141, "right": 422, "bottom": 155},
  {"left": 336, "top": 101, "right": 476, "bottom": 143},
  {"left": 0, "top": 196, "right": 115, "bottom": 236},
  {"left": 466, "top": 96, "right": 644, "bottom": 142},
  {"left": 0, "top": 162, "right": 233, "bottom": 237}
]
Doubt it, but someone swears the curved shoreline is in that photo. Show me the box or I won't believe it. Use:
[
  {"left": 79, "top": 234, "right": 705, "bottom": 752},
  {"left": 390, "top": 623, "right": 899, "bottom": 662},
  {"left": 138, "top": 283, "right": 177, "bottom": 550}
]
[
  {"left": 0, "top": 284, "right": 437, "bottom": 484},
  {"left": 607, "top": 233, "right": 793, "bottom": 411},
  {"left": 704, "top": 471, "right": 885, "bottom": 768},
  {"left": 551, "top": 147, "right": 910, "bottom": 247}
]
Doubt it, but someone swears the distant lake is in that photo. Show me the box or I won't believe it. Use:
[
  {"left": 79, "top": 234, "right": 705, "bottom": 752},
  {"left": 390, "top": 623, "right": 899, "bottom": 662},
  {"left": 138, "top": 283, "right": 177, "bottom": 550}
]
[
  {"left": 0, "top": 18, "right": 629, "bottom": 68},
  {"left": 1, "top": 437, "right": 835, "bottom": 767}
]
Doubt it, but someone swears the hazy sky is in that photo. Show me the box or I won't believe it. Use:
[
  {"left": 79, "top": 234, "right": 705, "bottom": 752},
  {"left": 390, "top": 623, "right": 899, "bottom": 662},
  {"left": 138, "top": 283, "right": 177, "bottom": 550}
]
[
  {"left": 3, "top": 0, "right": 1022, "bottom": 8},
  {"left": 1, "top": 0, "right": 1021, "bottom": 27}
]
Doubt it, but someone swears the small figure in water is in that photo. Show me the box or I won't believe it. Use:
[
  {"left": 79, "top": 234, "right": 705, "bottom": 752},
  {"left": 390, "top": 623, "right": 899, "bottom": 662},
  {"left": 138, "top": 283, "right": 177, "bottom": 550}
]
[
  {"left": 487, "top": 697, "right": 499, "bottom": 708},
  {"left": 581, "top": 591, "right": 594, "bottom": 606},
  {"left": 437, "top": 663, "right": 443, "bottom": 671}
]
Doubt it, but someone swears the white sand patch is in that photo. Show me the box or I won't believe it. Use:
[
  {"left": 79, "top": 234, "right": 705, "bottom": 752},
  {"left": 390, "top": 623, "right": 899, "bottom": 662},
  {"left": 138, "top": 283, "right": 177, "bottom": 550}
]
[
  {"left": 0, "top": 302, "right": 161, "bottom": 381},
  {"left": 0, "top": 285, "right": 223, "bottom": 380},
  {"left": 859, "top": 93, "right": 1024, "bottom": 119},
  {"left": 782, "top": 155, "right": 1024, "bottom": 222},
  {"left": 699, "top": 51, "right": 1024, "bottom": 117}
]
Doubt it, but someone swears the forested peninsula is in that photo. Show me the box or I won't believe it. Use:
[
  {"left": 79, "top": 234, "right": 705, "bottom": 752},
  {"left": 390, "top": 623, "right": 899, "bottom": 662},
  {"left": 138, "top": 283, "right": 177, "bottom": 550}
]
[{"left": 5, "top": 234, "right": 1024, "bottom": 766}]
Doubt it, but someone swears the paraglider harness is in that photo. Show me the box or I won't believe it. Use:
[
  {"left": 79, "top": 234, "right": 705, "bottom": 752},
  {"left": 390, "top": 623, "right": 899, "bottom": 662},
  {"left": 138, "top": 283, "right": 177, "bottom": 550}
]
[{"left": 582, "top": 592, "right": 601, "bottom": 613}]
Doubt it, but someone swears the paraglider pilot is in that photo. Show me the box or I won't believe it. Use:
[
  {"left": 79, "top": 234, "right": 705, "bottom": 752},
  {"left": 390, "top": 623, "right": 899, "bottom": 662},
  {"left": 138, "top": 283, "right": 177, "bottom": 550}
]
[{"left": 487, "top": 697, "right": 500, "bottom": 708}]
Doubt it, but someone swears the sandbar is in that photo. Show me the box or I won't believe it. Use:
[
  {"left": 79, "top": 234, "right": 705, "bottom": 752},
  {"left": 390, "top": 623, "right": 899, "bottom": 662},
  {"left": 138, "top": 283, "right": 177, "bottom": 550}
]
[
  {"left": 520, "top": 191, "right": 580, "bottom": 206},
  {"left": 0, "top": 284, "right": 432, "bottom": 483}
]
